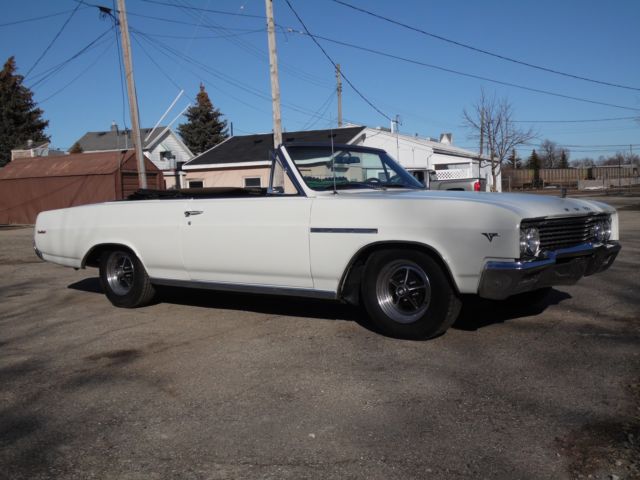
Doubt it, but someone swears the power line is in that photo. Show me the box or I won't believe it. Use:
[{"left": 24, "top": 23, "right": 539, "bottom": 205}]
[
  {"left": 513, "top": 116, "right": 638, "bottom": 124},
  {"left": 283, "top": 0, "right": 391, "bottom": 122},
  {"left": 24, "top": 2, "right": 82, "bottom": 79},
  {"left": 142, "top": 0, "right": 264, "bottom": 19},
  {"left": 39, "top": 38, "right": 115, "bottom": 104},
  {"left": 131, "top": 33, "right": 182, "bottom": 91},
  {"left": 172, "top": 0, "right": 331, "bottom": 89},
  {"left": 0, "top": 8, "right": 87, "bottom": 28},
  {"left": 133, "top": 28, "right": 264, "bottom": 40},
  {"left": 332, "top": 0, "right": 640, "bottom": 93},
  {"left": 300, "top": 90, "right": 336, "bottom": 130},
  {"left": 131, "top": 29, "right": 354, "bottom": 126},
  {"left": 27, "top": 28, "right": 113, "bottom": 89},
  {"left": 558, "top": 143, "right": 640, "bottom": 148},
  {"left": 287, "top": 29, "right": 640, "bottom": 113}
]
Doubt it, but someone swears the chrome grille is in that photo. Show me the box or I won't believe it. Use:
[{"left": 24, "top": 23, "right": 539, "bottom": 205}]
[{"left": 521, "top": 214, "right": 608, "bottom": 251}]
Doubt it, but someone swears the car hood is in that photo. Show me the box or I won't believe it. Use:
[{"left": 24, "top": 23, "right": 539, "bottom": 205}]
[{"left": 329, "top": 189, "right": 615, "bottom": 219}]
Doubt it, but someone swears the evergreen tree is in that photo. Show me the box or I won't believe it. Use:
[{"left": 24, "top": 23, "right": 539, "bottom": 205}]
[
  {"left": 558, "top": 149, "right": 569, "bottom": 168},
  {"left": 0, "top": 56, "right": 49, "bottom": 167},
  {"left": 178, "top": 83, "right": 228, "bottom": 155},
  {"left": 69, "top": 141, "right": 83, "bottom": 154},
  {"left": 527, "top": 149, "right": 541, "bottom": 186}
]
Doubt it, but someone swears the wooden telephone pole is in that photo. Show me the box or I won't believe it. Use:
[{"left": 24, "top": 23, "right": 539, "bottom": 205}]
[
  {"left": 336, "top": 64, "right": 342, "bottom": 127},
  {"left": 265, "top": 0, "right": 282, "bottom": 149},
  {"left": 117, "top": 0, "right": 147, "bottom": 189}
]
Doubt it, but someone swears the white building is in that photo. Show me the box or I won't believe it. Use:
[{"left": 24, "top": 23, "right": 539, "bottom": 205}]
[
  {"left": 182, "top": 125, "right": 499, "bottom": 191},
  {"left": 350, "top": 126, "right": 497, "bottom": 191}
]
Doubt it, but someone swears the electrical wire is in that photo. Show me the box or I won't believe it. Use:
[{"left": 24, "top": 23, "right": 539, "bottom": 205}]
[
  {"left": 332, "top": 0, "right": 640, "bottom": 93},
  {"left": 142, "top": 0, "right": 264, "bottom": 19},
  {"left": 0, "top": 8, "right": 87, "bottom": 28},
  {"left": 130, "top": 28, "right": 265, "bottom": 40},
  {"left": 24, "top": 2, "right": 82, "bottom": 79},
  {"left": 131, "top": 35, "right": 182, "bottom": 91},
  {"left": 300, "top": 90, "right": 336, "bottom": 130},
  {"left": 513, "top": 116, "right": 638, "bottom": 123},
  {"left": 287, "top": 29, "right": 640, "bottom": 113},
  {"left": 39, "top": 38, "right": 115, "bottom": 104},
  {"left": 283, "top": 0, "right": 391, "bottom": 122},
  {"left": 27, "top": 28, "right": 113, "bottom": 89},
  {"left": 131, "top": 29, "right": 354, "bottom": 126},
  {"left": 173, "top": 0, "right": 331, "bottom": 89}
]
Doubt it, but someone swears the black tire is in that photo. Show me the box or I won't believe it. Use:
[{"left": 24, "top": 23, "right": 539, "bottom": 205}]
[
  {"left": 99, "top": 249, "right": 155, "bottom": 308},
  {"left": 361, "top": 249, "right": 461, "bottom": 339}
]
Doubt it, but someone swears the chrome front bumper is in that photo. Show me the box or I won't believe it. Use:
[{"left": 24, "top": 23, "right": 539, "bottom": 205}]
[{"left": 478, "top": 242, "right": 621, "bottom": 300}]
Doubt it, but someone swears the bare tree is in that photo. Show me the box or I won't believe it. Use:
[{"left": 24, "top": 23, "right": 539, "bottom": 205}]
[
  {"left": 539, "top": 139, "right": 557, "bottom": 168},
  {"left": 463, "top": 90, "right": 535, "bottom": 190}
]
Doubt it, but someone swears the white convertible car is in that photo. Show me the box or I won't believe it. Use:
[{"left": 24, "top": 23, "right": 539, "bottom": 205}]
[{"left": 34, "top": 144, "right": 620, "bottom": 339}]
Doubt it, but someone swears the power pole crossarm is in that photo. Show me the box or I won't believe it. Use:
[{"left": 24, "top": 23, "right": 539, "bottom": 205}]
[{"left": 117, "top": 0, "right": 147, "bottom": 189}]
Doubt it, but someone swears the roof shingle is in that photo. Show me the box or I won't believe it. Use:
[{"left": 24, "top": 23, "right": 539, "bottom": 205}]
[{"left": 185, "top": 126, "right": 366, "bottom": 167}]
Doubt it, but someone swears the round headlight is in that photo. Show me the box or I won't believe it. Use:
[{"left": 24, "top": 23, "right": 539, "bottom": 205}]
[
  {"left": 520, "top": 227, "right": 541, "bottom": 257},
  {"left": 592, "top": 218, "right": 612, "bottom": 243}
]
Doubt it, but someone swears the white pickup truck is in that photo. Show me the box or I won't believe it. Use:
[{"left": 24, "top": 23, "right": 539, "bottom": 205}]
[
  {"left": 408, "top": 168, "right": 486, "bottom": 191},
  {"left": 34, "top": 144, "right": 620, "bottom": 339}
]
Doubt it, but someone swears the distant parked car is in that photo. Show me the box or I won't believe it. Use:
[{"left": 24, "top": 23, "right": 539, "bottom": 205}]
[{"left": 409, "top": 168, "right": 486, "bottom": 191}]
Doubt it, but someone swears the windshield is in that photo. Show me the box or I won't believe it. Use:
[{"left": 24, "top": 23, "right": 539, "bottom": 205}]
[{"left": 285, "top": 146, "right": 424, "bottom": 191}]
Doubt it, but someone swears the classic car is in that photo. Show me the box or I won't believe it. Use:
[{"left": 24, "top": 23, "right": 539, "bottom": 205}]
[{"left": 34, "top": 144, "right": 621, "bottom": 339}]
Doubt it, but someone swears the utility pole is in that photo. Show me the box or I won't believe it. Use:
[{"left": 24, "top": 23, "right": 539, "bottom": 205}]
[
  {"left": 336, "top": 64, "right": 343, "bottom": 127},
  {"left": 392, "top": 114, "right": 401, "bottom": 161},
  {"left": 117, "top": 0, "right": 147, "bottom": 188},
  {"left": 265, "top": 0, "right": 282, "bottom": 149},
  {"left": 479, "top": 109, "right": 484, "bottom": 179}
]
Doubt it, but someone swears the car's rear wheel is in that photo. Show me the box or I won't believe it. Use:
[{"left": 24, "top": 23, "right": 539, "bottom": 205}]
[
  {"left": 99, "top": 249, "right": 155, "bottom": 308},
  {"left": 361, "top": 249, "right": 461, "bottom": 339}
]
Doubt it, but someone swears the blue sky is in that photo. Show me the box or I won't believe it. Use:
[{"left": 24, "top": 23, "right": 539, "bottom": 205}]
[{"left": 1, "top": 0, "right": 639, "bottom": 160}]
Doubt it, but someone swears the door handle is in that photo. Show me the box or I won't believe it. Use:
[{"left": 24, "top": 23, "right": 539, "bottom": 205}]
[{"left": 184, "top": 210, "right": 203, "bottom": 217}]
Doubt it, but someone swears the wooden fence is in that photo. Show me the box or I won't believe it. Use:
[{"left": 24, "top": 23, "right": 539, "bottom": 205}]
[{"left": 502, "top": 166, "right": 640, "bottom": 190}]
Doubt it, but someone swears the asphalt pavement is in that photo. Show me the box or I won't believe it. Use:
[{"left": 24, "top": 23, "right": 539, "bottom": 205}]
[{"left": 1, "top": 195, "right": 638, "bottom": 480}]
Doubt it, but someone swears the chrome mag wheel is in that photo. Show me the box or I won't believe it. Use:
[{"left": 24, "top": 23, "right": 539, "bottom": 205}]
[
  {"left": 375, "top": 260, "right": 431, "bottom": 324},
  {"left": 105, "top": 252, "right": 135, "bottom": 296}
]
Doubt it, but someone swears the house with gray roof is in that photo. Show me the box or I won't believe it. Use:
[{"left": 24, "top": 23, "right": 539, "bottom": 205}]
[
  {"left": 182, "top": 126, "right": 366, "bottom": 188},
  {"left": 72, "top": 122, "right": 193, "bottom": 183},
  {"left": 181, "top": 124, "right": 495, "bottom": 189}
]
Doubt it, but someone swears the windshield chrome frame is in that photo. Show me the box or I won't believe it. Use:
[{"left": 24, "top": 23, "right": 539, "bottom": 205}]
[
  {"left": 282, "top": 144, "right": 423, "bottom": 193},
  {"left": 267, "top": 148, "right": 306, "bottom": 196}
]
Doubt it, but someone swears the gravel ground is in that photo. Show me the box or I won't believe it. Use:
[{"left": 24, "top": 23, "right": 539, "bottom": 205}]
[{"left": 1, "top": 196, "right": 638, "bottom": 480}]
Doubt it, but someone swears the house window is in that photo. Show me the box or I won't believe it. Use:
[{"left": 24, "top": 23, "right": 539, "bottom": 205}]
[
  {"left": 188, "top": 180, "right": 204, "bottom": 188},
  {"left": 160, "top": 150, "right": 174, "bottom": 160},
  {"left": 244, "top": 177, "right": 261, "bottom": 188}
]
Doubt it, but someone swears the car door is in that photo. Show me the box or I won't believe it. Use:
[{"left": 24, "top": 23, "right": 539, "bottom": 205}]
[{"left": 181, "top": 196, "right": 313, "bottom": 288}]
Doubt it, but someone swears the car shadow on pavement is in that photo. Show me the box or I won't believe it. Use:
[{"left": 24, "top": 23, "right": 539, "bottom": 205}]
[
  {"left": 453, "top": 289, "right": 572, "bottom": 331},
  {"left": 69, "top": 278, "right": 572, "bottom": 337},
  {"left": 68, "top": 277, "right": 365, "bottom": 323}
]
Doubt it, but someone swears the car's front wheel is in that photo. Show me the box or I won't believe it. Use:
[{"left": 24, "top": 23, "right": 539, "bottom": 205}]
[
  {"left": 99, "top": 249, "right": 155, "bottom": 308},
  {"left": 361, "top": 249, "right": 461, "bottom": 339}
]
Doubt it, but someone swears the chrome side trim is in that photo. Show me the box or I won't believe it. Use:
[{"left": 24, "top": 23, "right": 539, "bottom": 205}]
[
  {"left": 150, "top": 278, "right": 337, "bottom": 300},
  {"left": 310, "top": 228, "right": 378, "bottom": 234}
]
